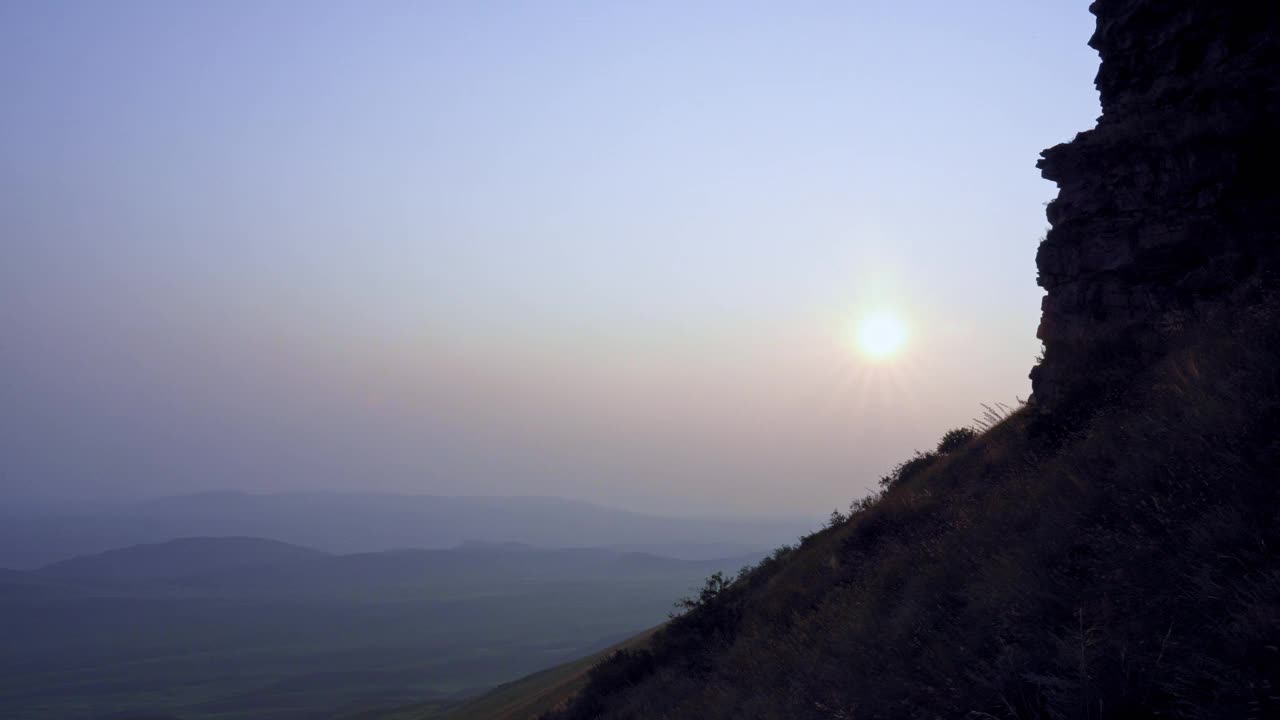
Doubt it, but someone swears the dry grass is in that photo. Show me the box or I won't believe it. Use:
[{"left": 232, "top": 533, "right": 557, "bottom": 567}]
[{"left": 544, "top": 303, "right": 1280, "bottom": 720}]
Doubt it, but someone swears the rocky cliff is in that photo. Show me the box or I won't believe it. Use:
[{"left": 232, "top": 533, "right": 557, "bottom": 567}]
[{"left": 1031, "top": 0, "right": 1280, "bottom": 408}]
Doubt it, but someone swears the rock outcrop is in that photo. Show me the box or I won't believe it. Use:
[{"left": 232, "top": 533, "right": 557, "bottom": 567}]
[{"left": 1031, "top": 0, "right": 1280, "bottom": 408}]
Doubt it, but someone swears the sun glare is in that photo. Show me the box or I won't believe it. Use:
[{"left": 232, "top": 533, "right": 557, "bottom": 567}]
[{"left": 853, "top": 310, "right": 908, "bottom": 361}]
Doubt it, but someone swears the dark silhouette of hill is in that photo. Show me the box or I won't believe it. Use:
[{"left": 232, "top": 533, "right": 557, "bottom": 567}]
[
  {"left": 0, "top": 492, "right": 807, "bottom": 569},
  {"left": 526, "top": 2, "right": 1280, "bottom": 718},
  {"left": 37, "top": 536, "right": 330, "bottom": 582}
]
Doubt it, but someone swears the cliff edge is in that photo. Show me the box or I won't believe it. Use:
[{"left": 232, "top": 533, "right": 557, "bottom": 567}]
[{"left": 1031, "top": 0, "right": 1280, "bottom": 408}]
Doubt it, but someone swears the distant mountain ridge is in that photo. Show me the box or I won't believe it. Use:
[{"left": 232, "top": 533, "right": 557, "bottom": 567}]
[
  {"left": 38, "top": 536, "right": 329, "bottom": 581},
  {"left": 20, "top": 536, "right": 762, "bottom": 598},
  {"left": 0, "top": 491, "right": 811, "bottom": 569}
]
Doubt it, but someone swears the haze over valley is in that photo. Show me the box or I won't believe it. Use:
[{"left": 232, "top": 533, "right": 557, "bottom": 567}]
[
  {"left": 2, "top": 535, "right": 756, "bottom": 719},
  {"left": 5, "top": 0, "right": 1275, "bottom": 719},
  {"left": 0, "top": 492, "right": 809, "bottom": 570}
]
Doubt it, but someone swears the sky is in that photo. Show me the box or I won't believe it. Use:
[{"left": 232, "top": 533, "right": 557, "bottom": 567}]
[{"left": 0, "top": 1, "right": 1101, "bottom": 516}]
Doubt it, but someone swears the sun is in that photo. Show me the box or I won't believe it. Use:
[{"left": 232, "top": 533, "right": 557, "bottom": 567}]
[{"left": 853, "top": 310, "right": 908, "bottom": 361}]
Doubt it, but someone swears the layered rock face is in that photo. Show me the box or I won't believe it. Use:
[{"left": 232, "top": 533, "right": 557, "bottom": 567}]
[{"left": 1031, "top": 0, "right": 1280, "bottom": 408}]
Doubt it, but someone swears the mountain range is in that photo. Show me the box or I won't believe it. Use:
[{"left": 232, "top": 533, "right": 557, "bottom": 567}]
[{"left": 0, "top": 491, "right": 810, "bottom": 569}]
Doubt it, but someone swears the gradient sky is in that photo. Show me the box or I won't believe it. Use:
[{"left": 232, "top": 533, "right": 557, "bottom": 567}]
[{"left": 1, "top": 1, "right": 1100, "bottom": 516}]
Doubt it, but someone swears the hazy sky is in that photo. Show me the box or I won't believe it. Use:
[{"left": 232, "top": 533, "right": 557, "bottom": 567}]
[{"left": 1, "top": 1, "right": 1100, "bottom": 515}]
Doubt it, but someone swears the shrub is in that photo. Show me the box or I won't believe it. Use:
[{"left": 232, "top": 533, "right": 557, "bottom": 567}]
[
  {"left": 548, "top": 649, "right": 658, "bottom": 719},
  {"left": 672, "top": 571, "right": 735, "bottom": 615},
  {"left": 936, "top": 426, "right": 977, "bottom": 453},
  {"left": 849, "top": 492, "right": 881, "bottom": 516},
  {"left": 585, "top": 648, "right": 656, "bottom": 693},
  {"left": 826, "top": 508, "right": 849, "bottom": 527},
  {"left": 878, "top": 450, "right": 938, "bottom": 489}
]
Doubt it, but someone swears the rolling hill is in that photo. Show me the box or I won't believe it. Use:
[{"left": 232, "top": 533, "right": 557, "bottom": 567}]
[
  {"left": 343, "top": 627, "right": 661, "bottom": 720},
  {"left": 0, "top": 539, "right": 757, "bottom": 720},
  {"left": 37, "top": 537, "right": 330, "bottom": 582}
]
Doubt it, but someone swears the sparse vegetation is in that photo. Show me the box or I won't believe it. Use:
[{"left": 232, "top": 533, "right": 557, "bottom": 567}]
[
  {"left": 972, "top": 401, "right": 1018, "bottom": 432},
  {"left": 878, "top": 450, "right": 939, "bottom": 489},
  {"left": 936, "top": 426, "right": 978, "bottom": 453},
  {"left": 671, "top": 571, "right": 736, "bottom": 616},
  {"left": 543, "top": 303, "right": 1280, "bottom": 720}
]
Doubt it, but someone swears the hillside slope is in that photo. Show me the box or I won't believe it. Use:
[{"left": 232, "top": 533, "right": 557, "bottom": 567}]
[
  {"left": 543, "top": 318, "right": 1279, "bottom": 719},
  {"left": 535, "top": 2, "right": 1280, "bottom": 718}
]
